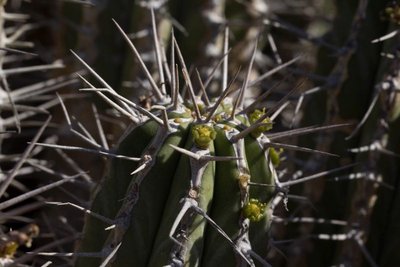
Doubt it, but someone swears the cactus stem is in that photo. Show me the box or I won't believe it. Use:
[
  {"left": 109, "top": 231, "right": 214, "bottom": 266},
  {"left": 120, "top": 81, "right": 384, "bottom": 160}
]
[
  {"left": 103, "top": 126, "right": 171, "bottom": 251},
  {"left": 263, "top": 141, "right": 338, "bottom": 157},
  {"left": 169, "top": 197, "right": 197, "bottom": 248},
  {"left": 111, "top": 19, "right": 164, "bottom": 101},
  {"left": 171, "top": 197, "right": 253, "bottom": 266},
  {"left": 169, "top": 145, "right": 214, "bottom": 263}
]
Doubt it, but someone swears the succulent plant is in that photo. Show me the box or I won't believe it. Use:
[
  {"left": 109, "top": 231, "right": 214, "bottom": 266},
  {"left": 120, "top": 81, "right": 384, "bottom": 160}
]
[
  {"left": 62, "top": 4, "right": 356, "bottom": 264},
  {"left": 3, "top": 1, "right": 400, "bottom": 266},
  {"left": 72, "top": 16, "right": 275, "bottom": 265}
]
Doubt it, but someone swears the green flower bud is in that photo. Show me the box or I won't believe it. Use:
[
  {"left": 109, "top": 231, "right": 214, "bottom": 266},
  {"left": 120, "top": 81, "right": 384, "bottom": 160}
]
[
  {"left": 249, "top": 109, "right": 273, "bottom": 138},
  {"left": 192, "top": 124, "right": 216, "bottom": 149},
  {"left": 243, "top": 198, "right": 267, "bottom": 222},
  {"left": 269, "top": 147, "right": 283, "bottom": 167}
]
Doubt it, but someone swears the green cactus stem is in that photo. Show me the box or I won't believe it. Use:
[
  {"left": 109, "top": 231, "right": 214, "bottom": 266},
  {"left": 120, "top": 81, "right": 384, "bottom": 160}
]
[
  {"left": 76, "top": 99, "right": 277, "bottom": 266},
  {"left": 69, "top": 5, "right": 348, "bottom": 267},
  {"left": 73, "top": 14, "right": 283, "bottom": 265}
]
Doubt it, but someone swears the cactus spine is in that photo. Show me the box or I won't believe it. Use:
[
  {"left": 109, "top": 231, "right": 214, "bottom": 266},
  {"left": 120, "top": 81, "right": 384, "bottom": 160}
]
[
  {"left": 5, "top": 0, "right": 400, "bottom": 266},
  {"left": 75, "top": 36, "right": 277, "bottom": 264}
]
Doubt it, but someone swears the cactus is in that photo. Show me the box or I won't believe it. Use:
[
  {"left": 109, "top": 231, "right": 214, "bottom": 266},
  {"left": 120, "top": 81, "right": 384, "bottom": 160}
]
[
  {"left": 0, "top": 1, "right": 85, "bottom": 266},
  {"left": 28, "top": 2, "right": 359, "bottom": 266},
  {"left": 60, "top": 3, "right": 360, "bottom": 264},
  {"left": 273, "top": 0, "right": 400, "bottom": 266},
  {"left": 72, "top": 16, "right": 278, "bottom": 264},
  {"left": 4, "top": 0, "right": 400, "bottom": 266}
]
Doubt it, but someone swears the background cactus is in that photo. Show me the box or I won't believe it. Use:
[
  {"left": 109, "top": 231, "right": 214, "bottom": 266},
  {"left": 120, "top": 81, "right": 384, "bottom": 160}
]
[
  {"left": 1, "top": 0, "right": 400, "bottom": 266},
  {"left": 0, "top": 1, "right": 84, "bottom": 266}
]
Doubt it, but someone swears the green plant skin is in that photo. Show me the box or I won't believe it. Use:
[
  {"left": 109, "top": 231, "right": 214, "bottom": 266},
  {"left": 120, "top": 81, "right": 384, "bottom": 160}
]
[
  {"left": 147, "top": 133, "right": 215, "bottom": 266},
  {"left": 245, "top": 136, "right": 275, "bottom": 258},
  {"left": 75, "top": 120, "right": 157, "bottom": 267},
  {"left": 200, "top": 126, "right": 243, "bottom": 266},
  {"left": 113, "top": 122, "right": 190, "bottom": 267},
  {"left": 115, "top": 123, "right": 194, "bottom": 267},
  {"left": 77, "top": 112, "right": 276, "bottom": 266}
]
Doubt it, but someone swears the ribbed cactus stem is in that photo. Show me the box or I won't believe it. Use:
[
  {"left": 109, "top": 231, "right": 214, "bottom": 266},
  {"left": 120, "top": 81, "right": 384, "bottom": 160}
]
[
  {"left": 74, "top": 15, "right": 281, "bottom": 264},
  {"left": 76, "top": 95, "right": 277, "bottom": 266}
]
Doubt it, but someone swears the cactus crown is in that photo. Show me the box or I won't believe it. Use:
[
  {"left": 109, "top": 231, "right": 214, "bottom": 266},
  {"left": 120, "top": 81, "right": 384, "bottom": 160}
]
[{"left": 73, "top": 14, "right": 282, "bottom": 266}]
